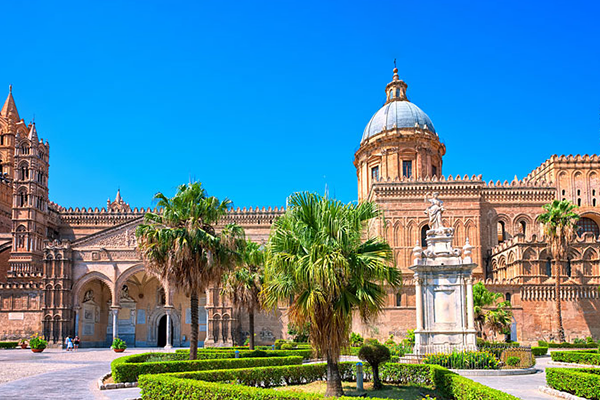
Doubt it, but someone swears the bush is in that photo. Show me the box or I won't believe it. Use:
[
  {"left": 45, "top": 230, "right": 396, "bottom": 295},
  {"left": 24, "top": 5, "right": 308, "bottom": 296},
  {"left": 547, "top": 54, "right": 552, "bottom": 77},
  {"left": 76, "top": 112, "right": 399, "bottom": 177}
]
[
  {"left": 112, "top": 337, "right": 127, "bottom": 350},
  {"left": 548, "top": 342, "right": 599, "bottom": 348},
  {"left": 29, "top": 334, "right": 47, "bottom": 350},
  {"left": 551, "top": 350, "right": 600, "bottom": 366},
  {"left": 358, "top": 340, "right": 390, "bottom": 390},
  {"left": 281, "top": 343, "right": 294, "bottom": 350},
  {"left": 0, "top": 342, "right": 18, "bottom": 349},
  {"left": 500, "top": 348, "right": 534, "bottom": 369},
  {"left": 538, "top": 340, "right": 548, "bottom": 347},
  {"left": 139, "top": 361, "right": 519, "bottom": 400},
  {"left": 174, "top": 348, "right": 313, "bottom": 360},
  {"left": 349, "top": 332, "right": 364, "bottom": 347},
  {"left": 547, "top": 368, "right": 600, "bottom": 400},
  {"left": 423, "top": 351, "right": 499, "bottom": 370},
  {"left": 111, "top": 354, "right": 303, "bottom": 383},
  {"left": 532, "top": 346, "right": 548, "bottom": 356},
  {"left": 506, "top": 357, "right": 520, "bottom": 367},
  {"left": 274, "top": 339, "right": 287, "bottom": 350}
]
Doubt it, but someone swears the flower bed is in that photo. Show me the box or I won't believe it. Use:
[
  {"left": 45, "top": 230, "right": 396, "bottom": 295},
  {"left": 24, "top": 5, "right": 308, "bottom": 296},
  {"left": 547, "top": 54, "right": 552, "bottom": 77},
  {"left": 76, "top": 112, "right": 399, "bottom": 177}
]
[
  {"left": 138, "top": 361, "right": 519, "bottom": 399},
  {"left": 175, "top": 348, "right": 313, "bottom": 360},
  {"left": 111, "top": 353, "right": 303, "bottom": 383},
  {"left": 0, "top": 341, "right": 18, "bottom": 349},
  {"left": 423, "top": 351, "right": 499, "bottom": 370},
  {"left": 546, "top": 367, "right": 600, "bottom": 399},
  {"left": 551, "top": 350, "right": 600, "bottom": 366}
]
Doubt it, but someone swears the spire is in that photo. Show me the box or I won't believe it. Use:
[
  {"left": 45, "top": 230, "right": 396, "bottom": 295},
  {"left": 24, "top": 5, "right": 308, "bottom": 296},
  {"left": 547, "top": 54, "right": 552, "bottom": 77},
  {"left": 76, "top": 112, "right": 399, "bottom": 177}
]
[
  {"left": 28, "top": 122, "right": 38, "bottom": 141},
  {"left": 115, "top": 189, "right": 122, "bottom": 203},
  {"left": 1, "top": 85, "right": 20, "bottom": 122},
  {"left": 385, "top": 67, "right": 408, "bottom": 103}
]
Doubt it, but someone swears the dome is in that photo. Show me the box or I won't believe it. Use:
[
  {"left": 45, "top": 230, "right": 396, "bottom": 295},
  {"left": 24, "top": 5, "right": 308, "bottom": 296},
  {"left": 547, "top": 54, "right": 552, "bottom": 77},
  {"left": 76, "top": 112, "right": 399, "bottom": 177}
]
[{"left": 361, "top": 100, "right": 436, "bottom": 143}]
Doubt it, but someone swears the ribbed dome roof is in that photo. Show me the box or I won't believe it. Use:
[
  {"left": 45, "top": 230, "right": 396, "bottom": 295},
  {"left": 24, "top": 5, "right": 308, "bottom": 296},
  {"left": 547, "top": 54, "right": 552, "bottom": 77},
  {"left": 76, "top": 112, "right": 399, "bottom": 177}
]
[{"left": 361, "top": 101, "right": 436, "bottom": 142}]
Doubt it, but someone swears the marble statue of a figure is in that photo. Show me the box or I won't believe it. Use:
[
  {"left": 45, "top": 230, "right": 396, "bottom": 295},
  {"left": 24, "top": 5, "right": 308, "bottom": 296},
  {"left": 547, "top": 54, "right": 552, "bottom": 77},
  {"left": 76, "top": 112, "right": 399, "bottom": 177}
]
[{"left": 424, "top": 192, "right": 445, "bottom": 230}]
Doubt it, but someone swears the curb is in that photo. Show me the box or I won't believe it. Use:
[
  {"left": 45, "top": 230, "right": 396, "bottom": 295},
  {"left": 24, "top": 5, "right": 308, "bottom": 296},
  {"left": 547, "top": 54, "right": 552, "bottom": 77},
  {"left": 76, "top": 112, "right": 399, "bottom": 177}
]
[
  {"left": 453, "top": 367, "right": 538, "bottom": 376},
  {"left": 548, "top": 361, "right": 600, "bottom": 368},
  {"left": 538, "top": 385, "right": 587, "bottom": 400},
  {"left": 97, "top": 372, "right": 138, "bottom": 390}
]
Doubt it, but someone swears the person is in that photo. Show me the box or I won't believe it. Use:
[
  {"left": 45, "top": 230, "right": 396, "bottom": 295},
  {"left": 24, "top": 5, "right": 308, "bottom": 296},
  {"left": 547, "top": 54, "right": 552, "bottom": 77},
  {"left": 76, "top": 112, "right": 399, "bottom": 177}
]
[
  {"left": 73, "top": 336, "right": 80, "bottom": 351},
  {"left": 65, "top": 336, "right": 73, "bottom": 351}
]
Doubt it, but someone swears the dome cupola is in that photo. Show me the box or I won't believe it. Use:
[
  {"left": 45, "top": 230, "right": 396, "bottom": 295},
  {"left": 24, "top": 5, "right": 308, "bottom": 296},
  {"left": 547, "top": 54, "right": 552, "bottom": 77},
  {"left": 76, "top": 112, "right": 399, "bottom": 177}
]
[{"left": 354, "top": 68, "right": 446, "bottom": 202}]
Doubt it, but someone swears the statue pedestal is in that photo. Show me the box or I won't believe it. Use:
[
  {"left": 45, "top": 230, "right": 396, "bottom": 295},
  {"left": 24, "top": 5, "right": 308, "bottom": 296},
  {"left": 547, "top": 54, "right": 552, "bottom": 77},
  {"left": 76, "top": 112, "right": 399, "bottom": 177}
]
[{"left": 410, "top": 230, "right": 477, "bottom": 355}]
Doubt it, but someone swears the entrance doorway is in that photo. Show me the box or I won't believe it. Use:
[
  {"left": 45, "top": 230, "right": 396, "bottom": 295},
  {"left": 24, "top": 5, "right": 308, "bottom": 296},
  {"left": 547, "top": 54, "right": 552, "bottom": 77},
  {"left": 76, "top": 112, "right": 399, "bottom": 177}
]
[{"left": 157, "top": 315, "right": 172, "bottom": 347}]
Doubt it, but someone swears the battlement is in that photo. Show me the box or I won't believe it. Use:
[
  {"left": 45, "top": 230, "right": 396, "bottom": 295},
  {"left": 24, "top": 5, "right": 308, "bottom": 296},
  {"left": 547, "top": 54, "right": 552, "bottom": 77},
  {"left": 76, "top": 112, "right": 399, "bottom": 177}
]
[
  {"left": 220, "top": 206, "right": 285, "bottom": 226},
  {"left": 372, "top": 173, "right": 553, "bottom": 188},
  {"left": 526, "top": 154, "right": 600, "bottom": 182},
  {"left": 0, "top": 282, "right": 43, "bottom": 290},
  {"left": 490, "top": 232, "right": 599, "bottom": 255}
]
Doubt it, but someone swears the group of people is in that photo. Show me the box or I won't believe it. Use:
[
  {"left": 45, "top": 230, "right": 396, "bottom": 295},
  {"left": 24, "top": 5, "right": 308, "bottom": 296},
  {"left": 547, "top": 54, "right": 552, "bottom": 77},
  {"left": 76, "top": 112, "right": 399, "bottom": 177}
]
[{"left": 64, "top": 336, "right": 80, "bottom": 351}]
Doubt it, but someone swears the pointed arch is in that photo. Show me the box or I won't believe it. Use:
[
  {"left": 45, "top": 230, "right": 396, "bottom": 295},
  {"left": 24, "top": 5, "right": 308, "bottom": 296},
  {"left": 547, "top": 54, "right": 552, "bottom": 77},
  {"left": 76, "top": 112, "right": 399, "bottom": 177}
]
[{"left": 72, "top": 272, "right": 114, "bottom": 307}]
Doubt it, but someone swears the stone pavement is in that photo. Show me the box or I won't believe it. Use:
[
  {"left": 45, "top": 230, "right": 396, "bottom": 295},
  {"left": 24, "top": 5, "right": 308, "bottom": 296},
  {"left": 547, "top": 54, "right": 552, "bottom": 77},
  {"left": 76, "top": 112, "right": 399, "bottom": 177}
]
[{"left": 0, "top": 347, "right": 171, "bottom": 400}]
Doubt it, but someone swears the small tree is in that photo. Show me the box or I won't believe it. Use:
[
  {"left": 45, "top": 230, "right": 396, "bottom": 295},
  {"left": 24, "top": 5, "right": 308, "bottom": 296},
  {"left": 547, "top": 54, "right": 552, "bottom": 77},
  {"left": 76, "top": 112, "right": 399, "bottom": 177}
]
[
  {"left": 473, "top": 282, "right": 513, "bottom": 341},
  {"left": 358, "top": 339, "right": 390, "bottom": 390}
]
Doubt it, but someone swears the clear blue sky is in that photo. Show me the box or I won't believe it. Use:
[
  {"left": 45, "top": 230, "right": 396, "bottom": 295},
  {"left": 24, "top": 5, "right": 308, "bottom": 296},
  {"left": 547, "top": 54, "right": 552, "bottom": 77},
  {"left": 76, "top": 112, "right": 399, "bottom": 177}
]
[{"left": 2, "top": 0, "right": 599, "bottom": 209}]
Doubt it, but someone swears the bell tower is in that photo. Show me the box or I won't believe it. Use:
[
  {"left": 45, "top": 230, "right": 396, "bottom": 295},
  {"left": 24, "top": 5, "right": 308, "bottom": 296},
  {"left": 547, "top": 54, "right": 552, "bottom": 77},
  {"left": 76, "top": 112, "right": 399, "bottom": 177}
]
[{"left": 354, "top": 68, "right": 446, "bottom": 201}]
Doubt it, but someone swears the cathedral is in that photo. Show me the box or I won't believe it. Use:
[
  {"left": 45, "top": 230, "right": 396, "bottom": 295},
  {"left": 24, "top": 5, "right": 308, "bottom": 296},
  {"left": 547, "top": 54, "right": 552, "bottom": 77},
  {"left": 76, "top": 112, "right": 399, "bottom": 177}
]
[{"left": 0, "top": 69, "right": 598, "bottom": 347}]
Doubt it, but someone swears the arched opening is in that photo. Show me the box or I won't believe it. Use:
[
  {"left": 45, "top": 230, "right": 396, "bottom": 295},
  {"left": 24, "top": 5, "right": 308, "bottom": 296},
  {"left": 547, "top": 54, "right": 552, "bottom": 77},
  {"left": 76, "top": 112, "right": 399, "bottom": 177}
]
[
  {"left": 505, "top": 292, "right": 512, "bottom": 303},
  {"left": 213, "top": 315, "right": 221, "bottom": 341},
  {"left": 497, "top": 221, "right": 506, "bottom": 243},
  {"left": 519, "top": 221, "right": 526, "bottom": 236},
  {"left": 395, "top": 292, "right": 402, "bottom": 307},
  {"left": 222, "top": 315, "right": 230, "bottom": 342},
  {"left": 157, "top": 315, "right": 173, "bottom": 347},
  {"left": 52, "top": 315, "right": 61, "bottom": 344},
  {"left": 566, "top": 259, "right": 572, "bottom": 277},
  {"left": 421, "top": 225, "right": 429, "bottom": 248},
  {"left": 577, "top": 217, "right": 599, "bottom": 238},
  {"left": 43, "top": 316, "right": 52, "bottom": 341},
  {"left": 545, "top": 258, "right": 552, "bottom": 277}
]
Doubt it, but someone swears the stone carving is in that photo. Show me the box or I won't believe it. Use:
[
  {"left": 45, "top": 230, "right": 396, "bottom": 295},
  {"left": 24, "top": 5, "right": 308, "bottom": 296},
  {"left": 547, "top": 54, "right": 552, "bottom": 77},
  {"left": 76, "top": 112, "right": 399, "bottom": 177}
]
[
  {"left": 83, "top": 289, "right": 94, "bottom": 303},
  {"left": 120, "top": 285, "right": 134, "bottom": 301},
  {"left": 424, "top": 192, "right": 444, "bottom": 230},
  {"left": 259, "top": 328, "right": 275, "bottom": 341}
]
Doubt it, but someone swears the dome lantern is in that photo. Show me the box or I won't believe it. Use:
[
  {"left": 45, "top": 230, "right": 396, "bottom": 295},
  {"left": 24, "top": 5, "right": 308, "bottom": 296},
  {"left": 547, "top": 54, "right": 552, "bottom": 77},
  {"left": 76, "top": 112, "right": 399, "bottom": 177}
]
[{"left": 385, "top": 68, "right": 408, "bottom": 103}]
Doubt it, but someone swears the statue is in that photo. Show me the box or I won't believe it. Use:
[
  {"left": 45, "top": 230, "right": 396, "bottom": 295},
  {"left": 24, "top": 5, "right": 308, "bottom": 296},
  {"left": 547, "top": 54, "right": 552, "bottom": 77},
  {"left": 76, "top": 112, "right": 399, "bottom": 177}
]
[
  {"left": 424, "top": 192, "right": 445, "bottom": 230},
  {"left": 83, "top": 289, "right": 94, "bottom": 303}
]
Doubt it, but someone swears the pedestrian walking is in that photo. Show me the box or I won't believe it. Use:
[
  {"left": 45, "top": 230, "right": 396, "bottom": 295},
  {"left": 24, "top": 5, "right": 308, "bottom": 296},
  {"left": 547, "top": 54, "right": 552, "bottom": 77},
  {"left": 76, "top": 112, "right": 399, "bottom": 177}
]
[
  {"left": 74, "top": 336, "right": 80, "bottom": 351},
  {"left": 65, "top": 336, "right": 74, "bottom": 351}
]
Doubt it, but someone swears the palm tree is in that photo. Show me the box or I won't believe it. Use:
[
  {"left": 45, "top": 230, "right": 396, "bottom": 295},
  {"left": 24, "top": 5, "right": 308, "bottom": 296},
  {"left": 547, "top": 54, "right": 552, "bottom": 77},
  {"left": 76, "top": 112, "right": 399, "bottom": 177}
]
[
  {"left": 537, "top": 199, "right": 579, "bottom": 343},
  {"left": 473, "top": 282, "right": 513, "bottom": 340},
  {"left": 221, "top": 240, "right": 265, "bottom": 350},
  {"left": 262, "top": 192, "right": 401, "bottom": 397},
  {"left": 136, "top": 182, "right": 243, "bottom": 359},
  {"left": 484, "top": 301, "right": 513, "bottom": 341}
]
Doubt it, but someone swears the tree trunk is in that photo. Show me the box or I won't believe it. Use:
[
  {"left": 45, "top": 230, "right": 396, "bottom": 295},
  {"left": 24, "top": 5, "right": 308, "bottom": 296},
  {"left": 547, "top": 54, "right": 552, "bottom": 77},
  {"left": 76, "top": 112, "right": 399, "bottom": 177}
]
[
  {"left": 553, "top": 260, "right": 565, "bottom": 343},
  {"left": 324, "top": 355, "right": 343, "bottom": 397},
  {"left": 373, "top": 363, "right": 382, "bottom": 390},
  {"left": 248, "top": 308, "right": 255, "bottom": 350},
  {"left": 190, "top": 289, "right": 199, "bottom": 360}
]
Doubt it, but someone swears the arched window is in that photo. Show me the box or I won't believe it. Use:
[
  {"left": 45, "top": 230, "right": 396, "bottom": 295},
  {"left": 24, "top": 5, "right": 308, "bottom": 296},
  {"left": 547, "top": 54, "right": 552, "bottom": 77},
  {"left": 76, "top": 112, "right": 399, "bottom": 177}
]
[
  {"left": 497, "top": 221, "right": 506, "bottom": 243},
  {"left": 545, "top": 258, "right": 552, "bottom": 277},
  {"left": 566, "top": 259, "right": 572, "bottom": 277},
  {"left": 520, "top": 221, "right": 527, "bottom": 236},
  {"left": 20, "top": 144, "right": 29, "bottom": 155},
  {"left": 577, "top": 217, "right": 599, "bottom": 238},
  {"left": 505, "top": 292, "right": 512, "bottom": 303},
  {"left": 421, "top": 225, "right": 429, "bottom": 248},
  {"left": 395, "top": 292, "right": 402, "bottom": 307},
  {"left": 18, "top": 191, "right": 28, "bottom": 207},
  {"left": 212, "top": 315, "right": 221, "bottom": 341}
]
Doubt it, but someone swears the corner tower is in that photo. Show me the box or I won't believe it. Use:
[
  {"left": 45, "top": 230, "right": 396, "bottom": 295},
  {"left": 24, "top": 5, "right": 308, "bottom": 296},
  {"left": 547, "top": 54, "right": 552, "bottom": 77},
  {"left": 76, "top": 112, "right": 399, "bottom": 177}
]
[{"left": 354, "top": 69, "right": 446, "bottom": 201}]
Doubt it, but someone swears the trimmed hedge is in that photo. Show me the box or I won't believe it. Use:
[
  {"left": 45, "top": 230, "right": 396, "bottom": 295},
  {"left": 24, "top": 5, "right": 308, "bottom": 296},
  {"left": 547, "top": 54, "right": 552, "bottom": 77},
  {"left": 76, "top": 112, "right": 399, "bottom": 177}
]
[
  {"left": 0, "top": 342, "right": 18, "bottom": 349},
  {"left": 548, "top": 342, "right": 599, "bottom": 349},
  {"left": 139, "top": 361, "right": 519, "bottom": 400},
  {"left": 531, "top": 346, "right": 548, "bottom": 356},
  {"left": 175, "top": 348, "right": 313, "bottom": 360},
  {"left": 112, "top": 354, "right": 302, "bottom": 383},
  {"left": 547, "top": 368, "right": 600, "bottom": 399},
  {"left": 551, "top": 350, "right": 600, "bottom": 366}
]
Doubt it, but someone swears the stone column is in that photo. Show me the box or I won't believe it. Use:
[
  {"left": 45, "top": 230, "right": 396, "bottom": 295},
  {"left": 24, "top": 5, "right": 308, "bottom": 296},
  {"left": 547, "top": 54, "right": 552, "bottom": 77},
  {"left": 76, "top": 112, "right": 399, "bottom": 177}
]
[
  {"left": 110, "top": 307, "right": 119, "bottom": 341},
  {"left": 164, "top": 306, "right": 173, "bottom": 349},
  {"left": 466, "top": 277, "right": 475, "bottom": 330},
  {"left": 415, "top": 276, "right": 424, "bottom": 330},
  {"left": 74, "top": 306, "right": 80, "bottom": 337}
]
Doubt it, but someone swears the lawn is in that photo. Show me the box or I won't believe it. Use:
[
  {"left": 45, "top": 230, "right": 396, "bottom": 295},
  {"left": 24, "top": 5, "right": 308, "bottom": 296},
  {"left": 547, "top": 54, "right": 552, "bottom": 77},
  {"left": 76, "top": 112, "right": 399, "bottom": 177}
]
[{"left": 275, "top": 381, "right": 443, "bottom": 399}]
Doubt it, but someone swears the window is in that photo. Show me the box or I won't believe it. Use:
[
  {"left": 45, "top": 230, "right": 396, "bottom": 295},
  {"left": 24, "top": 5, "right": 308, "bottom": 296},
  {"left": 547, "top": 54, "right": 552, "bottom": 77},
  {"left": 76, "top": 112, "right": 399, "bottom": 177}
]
[
  {"left": 562, "top": 190, "right": 565, "bottom": 196},
  {"left": 577, "top": 189, "right": 581, "bottom": 196},
  {"left": 20, "top": 145, "right": 29, "bottom": 155},
  {"left": 395, "top": 292, "right": 402, "bottom": 307},
  {"left": 578, "top": 198, "right": 581, "bottom": 206},
  {"left": 432, "top": 165, "right": 437, "bottom": 177},
  {"left": 0, "top": 136, "right": 3, "bottom": 145},
  {"left": 18, "top": 191, "right": 28, "bottom": 207},
  {"left": 545, "top": 259, "right": 552, "bottom": 277},
  {"left": 402, "top": 160, "right": 412, "bottom": 178},
  {"left": 505, "top": 293, "right": 512, "bottom": 303},
  {"left": 520, "top": 221, "right": 527, "bottom": 235},
  {"left": 497, "top": 221, "right": 506, "bottom": 243},
  {"left": 371, "top": 166, "right": 379, "bottom": 182},
  {"left": 577, "top": 217, "right": 600, "bottom": 238},
  {"left": 594, "top": 199, "right": 597, "bottom": 207},
  {"left": 566, "top": 259, "right": 572, "bottom": 277},
  {"left": 421, "top": 225, "right": 429, "bottom": 247}
]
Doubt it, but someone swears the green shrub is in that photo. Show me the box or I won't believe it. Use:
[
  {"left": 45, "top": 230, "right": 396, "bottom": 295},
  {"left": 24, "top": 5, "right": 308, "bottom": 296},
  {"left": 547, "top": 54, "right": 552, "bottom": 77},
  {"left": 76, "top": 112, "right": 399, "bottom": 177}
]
[
  {"left": 139, "top": 361, "right": 519, "bottom": 400},
  {"left": 29, "top": 334, "right": 47, "bottom": 350},
  {"left": 349, "top": 332, "right": 364, "bottom": 347},
  {"left": 274, "top": 339, "right": 287, "bottom": 349},
  {"left": 547, "top": 368, "right": 600, "bottom": 400},
  {"left": 111, "top": 354, "right": 303, "bottom": 383},
  {"left": 500, "top": 348, "right": 534, "bottom": 369},
  {"left": 531, "top": 346, "right": 548, "bottom": 356},
  {"left": 281, "top": 343, "right": 294, "bottom": 350},
  {"left": 358, "top": 340, "right": 390, "bottom": 390},
  {"left": 174, "top": 348, "right": 313, "bottom": 360},
  {"left": 548, "top": 342, "right": 598, "bottom": 348},
  {"left": 111, "top": 337, "right": 127, "bottom": 350},
  {"left": 551, "top": 350, "right": 600, "bottom": 366},
  {"left": 538, "top": 340, "right": 548, "bottom": 347},
  {"left": 506, "top": 357, "right": 520, "bottom": 367},
  {"left": 0, "top": 342, "right": 18, "bottom": 349},
  {"left": 423, "top": 350, "right": 499, "bottom": 370}
]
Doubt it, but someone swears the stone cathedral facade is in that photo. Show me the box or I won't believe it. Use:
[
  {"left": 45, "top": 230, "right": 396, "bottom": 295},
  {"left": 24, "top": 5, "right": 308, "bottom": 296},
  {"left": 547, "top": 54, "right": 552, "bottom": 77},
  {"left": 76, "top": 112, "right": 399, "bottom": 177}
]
[{"left": 0, "top": 69, "right": 598, "bottom": 347}]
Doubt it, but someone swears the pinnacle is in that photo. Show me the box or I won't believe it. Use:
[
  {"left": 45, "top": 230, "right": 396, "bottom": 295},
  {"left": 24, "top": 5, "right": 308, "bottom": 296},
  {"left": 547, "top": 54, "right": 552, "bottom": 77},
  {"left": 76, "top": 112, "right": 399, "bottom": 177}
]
[{"left": 1, "top": 86, "right": 20, "bottom": 122}]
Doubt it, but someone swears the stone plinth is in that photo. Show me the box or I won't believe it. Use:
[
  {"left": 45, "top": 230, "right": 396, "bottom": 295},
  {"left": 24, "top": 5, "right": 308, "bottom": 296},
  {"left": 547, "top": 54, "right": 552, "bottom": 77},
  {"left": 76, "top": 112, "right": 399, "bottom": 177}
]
[{"left": 409, "top": 228, "right": 477, "bottom": 355}]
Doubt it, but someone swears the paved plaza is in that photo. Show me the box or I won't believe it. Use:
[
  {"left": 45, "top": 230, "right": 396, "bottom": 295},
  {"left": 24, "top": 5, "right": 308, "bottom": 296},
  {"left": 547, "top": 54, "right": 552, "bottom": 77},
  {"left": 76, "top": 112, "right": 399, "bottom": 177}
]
[{"left": 0, "top": 349, "right": 584, "bottom": 400}]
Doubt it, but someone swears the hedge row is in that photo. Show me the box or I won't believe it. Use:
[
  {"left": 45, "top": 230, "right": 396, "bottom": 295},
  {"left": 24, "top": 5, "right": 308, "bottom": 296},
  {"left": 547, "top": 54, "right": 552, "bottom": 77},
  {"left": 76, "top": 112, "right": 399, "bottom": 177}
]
[
  {"left": 531, "top": 346, "right": 548, "bottom": 356},
  {"left": 175, "top": 348, "right": 313, "bottom": 360},
  {"left": 551, "top": 350, "right": 600, "bottom": 366},
  {"left": 547, "top": 368, "right": 600, "bottom": 399},
  {"left": 139, "top": 361, "right": 519, "bottom": 400},
  {"left": 547, "top": 342, "right": 598, "bottom": 349},
  {"left": 112, "top": 354, "right": 302, "bottom": 383},
  {"left": 0, "top": 342, "right": 18, "bottom": 349}
]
